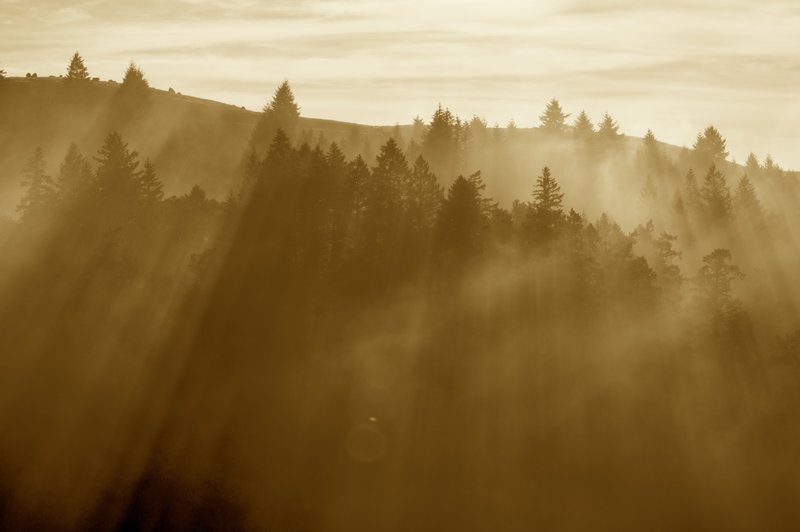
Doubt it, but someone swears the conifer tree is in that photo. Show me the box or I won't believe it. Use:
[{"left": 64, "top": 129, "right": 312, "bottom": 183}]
[
  {"left": 683, "top": 169, "right": 702, "bottom": 214},
  {"left": 693, "top": 126, "right": 728, "bottom": 166},
  {"left": 436, "top": 175, "right": 484, "bottom": 262},
  {"left": 733, "top": 174, "right": 764, "bottom": 225},
  {"left": 349, "top": 155, "right": 370, "bottom": 229},
  {"left": 539, "top": 98, "right": 570, "bottom": 133},
  {"left": 363, "top": 138, "right": 410, "bottom": 254},
  {"left": 573, "top": 110, "right": 594, "bottom": 137},
  {"left": 66, "top": 52, "right": 89, "bottom": 80},
  {"left": 597, "top": 113, "right": 621, "bottom": 140},
  {"left": 422, "top": 105, "right": 456, "bottom": 176},
  {"left": 252, "top": 81, "right": 301, "bottom": 150},
  {"left": 407, "top": 156, "right": 442, "bottom": 234},
  {"left": 121, "top": 62, "right": 149, "bottom": 94},
  {"left": 139, "top": 159, "right": 164, "bottom": 203},
  {"left": 265, "top": 129, "right": 294, "bottom": 167},
  {"left": 57, "top": 143, "right": 92, "bottom": 203},
  {"left": 17, "top": 147, "right": 55, "bottom": 220},
  {"left": 745, "top": 153, "right": 761, "bottom": 175},
  {"left": 694, "top": 248, "right": 743, "bottom": 335},
  {"left": 94, "top": 131, "right": 142, "bottom": 209},
  {"left": 525, "top": 166, "right": 565, "bottom": 243},
  {"left": 700, "top": 164, "right": 732, "bottom": 223}
]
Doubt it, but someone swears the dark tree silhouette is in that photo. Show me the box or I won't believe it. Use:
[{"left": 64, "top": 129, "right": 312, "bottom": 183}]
[
  {"left": 121, "top": 62, "right": 149, "bottom": 93},
  {"left": 700, "top": 164, "right": 732, "bottom": 223},
  {"left": 694, "top": 249, "right": 743, "bottom": 335},
  {"left": 66, "top": 52, "right": 89, "bottom": 80},
  {"left": 597, "top": 113, "right": 621, "bottom": 140},
  {"left": 693, "top": 125, "right": 728, "bottom": 167},
  {"left": 251, "top": 81, "right": 300, "bottom": 150},
  {"left": 539, "top": 98, "right": 570, "bottom": 133},
  {"left": 407, "top": 155, "right": 442, "bottom": 234},
  {"left": 573, "top": 110, "right": 594, "bottom": 137},
  {"left": 56, "top": 142, "right": 92, "bottom": 203},
  {"left": 526, "top": 166, "right": 565, "bottom": 243},
  {"left": 733, "top": 174, "right": 764, "bottom": 227},
  {"left": 17, "top": 147, "right": 54, "bottom": 220},
  {"left": 422, "top": 104, "right": 456, "bottom": 177},
  {"left": 436, "top": 175, "right": 484, "bottom": 264},
  {"left": 139, "top": 158, "right": 165, "bottom": 204}
]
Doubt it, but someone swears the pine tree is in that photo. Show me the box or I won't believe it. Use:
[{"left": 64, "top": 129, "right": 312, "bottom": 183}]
[
  {"left": 422, "top": 104, "right": 456, "bottom": 177},
  {"left": 694, "top": 248, "right": 743, "bottom": 335},
  {"left": 597, "top": 113, "right": 621, "bottom": 140},
  {"left": 94, "top": 131, "right": 142, "bottom": 208},
  {"left": 539, "top": 98, "right": 570, "bottom": 133},
  {"left": 57, "top": 143, "right": 92, "bottom": 203},
  {"left": 733, "top": 174, "right": 764, "bottom": 226},
  {"left": 66, "top": 52, "right": 89, "bottom": 80},
  {"left": 407, "top": 156, "right": 442, "bottom": 234},
  {"left": 642, "top": 129, "right": 662, "bottom": 168},
  {"left": 349, "top": 155, "right": 370, "bottom": 230},
  {"left": 745, "top": 153, "right": 761, "bottom": 175},
  {"left": 17, "top": 147, "right": 55, "bottom": 220},
  {"left": 363, "top": 138, "right": 410, "bottom": 254},
  {"left": 526, "top": 166, "right": 565, "bottom": 242},
  {"left": 693, "top": 126, "right": 728, "bottom": 166},
  {"left": 139, "top": 159, "right": 164, "bottom": 203},
  {"left": 573, "top": 111, "right": 594, "bottom": 137},
  {"left": 683, "top": 169, "right": 702, "bottom": 214},
  {"left": 252, "top": 81, "right": 301, "bottom": 150},
  {"left": 436, "top": 175, "right": 484, "bottom": 262},
  {"left": 700, "top": 164, "right": 732, "bottom": 223},
  {"left": 121, "top": 62, "right": 149, "bottom": 92},
  {"left": 265, "top": 129, "right": 294, "bottom": 166}
]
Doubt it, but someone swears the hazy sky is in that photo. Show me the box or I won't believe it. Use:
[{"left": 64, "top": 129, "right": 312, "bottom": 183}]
[{"left": 2, "top": 0, "right": 799, "bottom": 168}]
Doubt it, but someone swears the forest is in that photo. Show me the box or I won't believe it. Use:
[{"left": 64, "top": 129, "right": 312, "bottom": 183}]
[{"left": 1, "top": 53, "right": 800, "bottom": 531}]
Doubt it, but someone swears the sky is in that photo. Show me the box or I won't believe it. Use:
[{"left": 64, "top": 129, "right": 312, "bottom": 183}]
[{"left": 2, "top": 0, "right": 799, "bottom": 168}]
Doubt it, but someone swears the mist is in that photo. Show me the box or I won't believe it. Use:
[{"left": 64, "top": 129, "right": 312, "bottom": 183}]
[{"left": 2, "top": 35, "right": 800, "bottom": 532}]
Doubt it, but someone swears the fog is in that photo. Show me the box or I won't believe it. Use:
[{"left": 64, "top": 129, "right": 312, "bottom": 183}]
[{"left": 2, "top": 30, "right": 800, "bottom": 532}]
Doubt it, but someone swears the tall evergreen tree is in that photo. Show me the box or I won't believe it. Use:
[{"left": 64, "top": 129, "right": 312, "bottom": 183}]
[
  {"left": 745, "top": 153, "right": 761, "bottom": 175},
  {"left": 94, "top": 132, "right": 142, "bottom": 217},
  {"left": 362, "top": 138, "right": 410, "bottom": 256},
  {"left": 573, "top": 110, "right": 594, "bottom": 137},
  {"left": 526, "top": 166, "right": 565, "bottom": 243},
  {"left": 138, "top": 159, "right": 164, "bottom": 204},
  {"left": 348, "top": 155, "right": 370, "bottom": 232},
  {"left": 66, "top": 52, "right": 89, "bottom": 80},
  {"left": 733, "top": 174, "right": 764, "bottom": 226},
  {"left": 407, "top": 156, "right": 442, "bottom": 234},
  {"left": 121, "top": 62, "right": 149, "bottom": 93},
  {"left": 694, "top": 248, "right": 743, "bottom": 335},
  {"left": 682, "top": 169, "right": 702, "bottom": 214},
  {"left": 539, "top": 98, "right": 570, "bottom": 133},
  {"left": 597, "top": 113, "right": 621, "bottom": 140},
  {"left": 56, "top": 143, "right": 92, "bottom": 203},
  {"left": 251, "top": 81, "right": 301, "bottom": 150},
  {"left": 700, "top": 164, "right": 732, "bottom": 223},
  {"left": 422, "top": 105, "right": 456, "bottom": 177},
  {"left": 17, "top": 147, "right": 55, "bottom": 220},
  {"left": 693, "top": 126, "right": 728, "bottom": 167},
  {"left": 436, "top": 175, "right": 484, "bottom": 263}
]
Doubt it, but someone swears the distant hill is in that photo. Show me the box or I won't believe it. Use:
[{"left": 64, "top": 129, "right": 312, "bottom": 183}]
[
  {"left": 0, "top": 76, "right": 400, "bottom": 216},
  {"left": 1, "top": 75, "right": 794, "bottom": 226}
]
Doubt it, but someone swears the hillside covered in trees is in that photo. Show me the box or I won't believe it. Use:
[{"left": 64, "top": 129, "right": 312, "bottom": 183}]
[{"left": 2, "top": 54, "right": 800, "bottom": 531}]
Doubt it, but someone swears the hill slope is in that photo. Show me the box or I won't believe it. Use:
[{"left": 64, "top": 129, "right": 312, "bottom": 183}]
[{"left": 0, "top": 76, "right": 793, "bottom": 227}]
